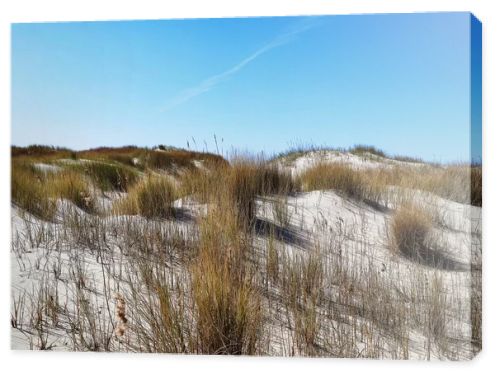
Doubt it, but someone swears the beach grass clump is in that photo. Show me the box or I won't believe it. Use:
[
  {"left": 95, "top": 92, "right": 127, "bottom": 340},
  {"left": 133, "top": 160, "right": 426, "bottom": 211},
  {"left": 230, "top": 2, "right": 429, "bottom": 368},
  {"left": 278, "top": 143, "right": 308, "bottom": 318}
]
[
  {"left": 349, "top": 145, "right": 387, "bottom": 158},
  {"left": 390, "top": 204, "right": 432, "bottom": 258},
  {"left": 114, "top": 175, "right": 175, "bottom": 219},
  {"left": 226, "top": 163, "right": 261, "bottom": 228},
  {"left": 145, "top": 149, "right": 227, "bottom": 173},
  {"left": 74, "top": 161, "right": 139, "bottom": 192},
  {"left": 11, "top": 161, "right": 57, "bottom": 221},
  {"left": 146, "top": 150, "right": 193, "bottom": 171},
  {"left": 226, "top": 161, "right": 294, "bottom": 228},
  {"left": 179, "top": 165, "right": 226, "bottom": 203},
  {"left": 49, "top": 171, "right": 96, "bottom": 212},
  {"left": 191, "top": 208, "right": 261, "bottom": 355},
  {"left": 12, "top": 161, "right": 95, "bottom": 217},
  {"left": 11, "top": 145, "right": 73, "bottom": 159},
  {"left": 181, "top": 159, "right": 294, "bottom": 228},
  {"left": 255, "top": 163, "right": 295, "bottom": 196},
  {"left": 192, "top": 258, "right": 261, "bottom": 354},
  {"left": 299, "top": 163, "right": 385, "bottom": 206}
]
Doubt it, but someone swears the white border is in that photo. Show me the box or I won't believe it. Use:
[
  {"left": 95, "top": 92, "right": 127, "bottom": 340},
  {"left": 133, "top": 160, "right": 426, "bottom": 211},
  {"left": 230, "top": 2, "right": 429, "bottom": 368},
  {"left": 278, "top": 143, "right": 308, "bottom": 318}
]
[{"left": 1, "top": 1, "right": 498, "bottom": 375}]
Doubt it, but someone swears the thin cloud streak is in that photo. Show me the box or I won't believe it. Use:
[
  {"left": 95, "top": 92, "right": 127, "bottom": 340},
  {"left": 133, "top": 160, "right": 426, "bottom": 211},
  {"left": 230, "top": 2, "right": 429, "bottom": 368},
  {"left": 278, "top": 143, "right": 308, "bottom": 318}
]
[{"left": 160, "top": 21, "right": 317, "bottom": 112}]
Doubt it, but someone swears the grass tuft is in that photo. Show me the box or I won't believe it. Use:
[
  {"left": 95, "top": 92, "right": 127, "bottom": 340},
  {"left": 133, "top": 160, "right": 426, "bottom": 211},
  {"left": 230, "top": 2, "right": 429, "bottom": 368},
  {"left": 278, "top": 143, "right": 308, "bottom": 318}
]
[
  {"left": 114, "top": 175, "right": 175, "bottom": 219},
  {"left": 11, "top": 161, "right": 57, "bottom": 221},
  {"left": 299, "top": 163, "right": 385, "bottom": 206},
  {"left": 390, "top": 204, "right": 432, "bottom": 258},
  {"left": 72, "top": 161, "right": 138, "bottom": 192}
]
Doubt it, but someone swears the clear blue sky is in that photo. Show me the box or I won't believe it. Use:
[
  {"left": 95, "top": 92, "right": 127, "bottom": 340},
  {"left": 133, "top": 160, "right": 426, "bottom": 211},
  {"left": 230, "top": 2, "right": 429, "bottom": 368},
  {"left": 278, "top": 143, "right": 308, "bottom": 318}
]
[{"left": 11, "top": 12, "right": 480, "bottom": 162}]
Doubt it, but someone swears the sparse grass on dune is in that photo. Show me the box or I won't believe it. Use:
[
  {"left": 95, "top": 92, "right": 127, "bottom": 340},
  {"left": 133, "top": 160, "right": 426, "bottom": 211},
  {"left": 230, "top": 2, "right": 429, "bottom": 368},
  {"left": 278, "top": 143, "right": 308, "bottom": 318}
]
[
  {"left": 384, "top": 164, "right": 481, "bottom": 207},
  {"left": 10, "top": 143, "right": 480, "bottom": 357},
  {"left": 76, "top": 146, "right": 145, "bottom": 169},
  {"left": 113, "top": 175, "right": 176, "bottom": 219},
  {"left": 392, "top": 154, "right": 424, "bottom": 163},
  {"left": 274, "top": 143, "right": 424, "bottom": 165},
  {"left": 298, "top": 160, "right": 481, "bottom": 208},
  {"left": 69, "top": 161, "right": 139, "bottom": 192},
  {"left": 12, "top": 145, "right": 73, "bottom": 159},
  {"left": 299, "top": 162, "right": 386, "bottom": 207},
  {"left": 349, "top": 144, "right": 387, "bottom": 158},
  {"left": 79, "top": 147, "right": 228, "bottom": 179},
  {"left": 145, "top": 149, "right": 227, "bottom": 173},
  {"left": 181, "top": 158, "right": 294, "bottom": 227}
]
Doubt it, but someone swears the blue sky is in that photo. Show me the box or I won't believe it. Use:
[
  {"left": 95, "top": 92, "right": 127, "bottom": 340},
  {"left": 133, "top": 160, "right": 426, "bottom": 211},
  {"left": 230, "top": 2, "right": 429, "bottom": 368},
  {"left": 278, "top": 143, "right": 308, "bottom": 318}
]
[{"left": 11, "top": 13, "right": 480, "bottom": 162}]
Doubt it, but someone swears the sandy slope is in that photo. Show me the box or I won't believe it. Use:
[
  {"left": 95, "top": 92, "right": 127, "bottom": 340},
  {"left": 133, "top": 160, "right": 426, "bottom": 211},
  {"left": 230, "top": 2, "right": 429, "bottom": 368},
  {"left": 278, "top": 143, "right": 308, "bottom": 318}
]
[{"left": 10, "top": 151, "right": 481, "bottom": 358}]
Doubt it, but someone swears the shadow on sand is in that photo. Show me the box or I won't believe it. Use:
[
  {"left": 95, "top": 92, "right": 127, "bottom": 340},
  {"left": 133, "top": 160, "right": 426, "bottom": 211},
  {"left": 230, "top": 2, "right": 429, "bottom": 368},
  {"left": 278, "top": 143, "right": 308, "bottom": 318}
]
[
  {"left": 400, "top": 244, "right": 469, "bottom": 272},
  {"left": 253, "top": 217, "right": 310, "bottom": 250}
]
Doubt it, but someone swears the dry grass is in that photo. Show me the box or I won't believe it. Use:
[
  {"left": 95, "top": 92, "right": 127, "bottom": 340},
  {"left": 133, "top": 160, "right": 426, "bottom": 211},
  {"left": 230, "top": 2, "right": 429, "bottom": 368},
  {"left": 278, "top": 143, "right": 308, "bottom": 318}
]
[
  {"left": 191, "top": 196, "right": 262, "bottom": 354},
  {"left": 48, "top": 171, "right": 96, "bottom": 212},
  {"left": 381, "top": 164, "right": 480, "bottom": 207},
  {"left": 113, "top": 175, "right": 176, "bottom": 219},
  {"left": 299, "top": 163, "right": 386, "bottom": 207},
  {"left": 145, "top": 149, "right": 227, "bottom": 173},
  {"left": 11, "top": 161, "right": 95, "bottom": 218},
  {"left": 349, "top": 145, "right": 387, "bottom": 158},
  {"left": 11, "top": 161, "right": 57, "bottom": 221},
  {"left": 471, "top": 165, "right": 482, "bottom": 207},
  {"left": 390, "top": 204, "right": 432, "bottom": 258},
  {"left": 192, "top": 258, "right": 261, "bottom": 354},
  {"left": 12, "top": 145, "right": 73, "bottom": 159},
  {"left": 181, "top": 159, "right": 294, "bottom": 228},
  {"left": 299, "top": 162, "right": 481, "bottom": 209},
  {"left": 70, "top": 161, "right": 138, "bottom": 192}
]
